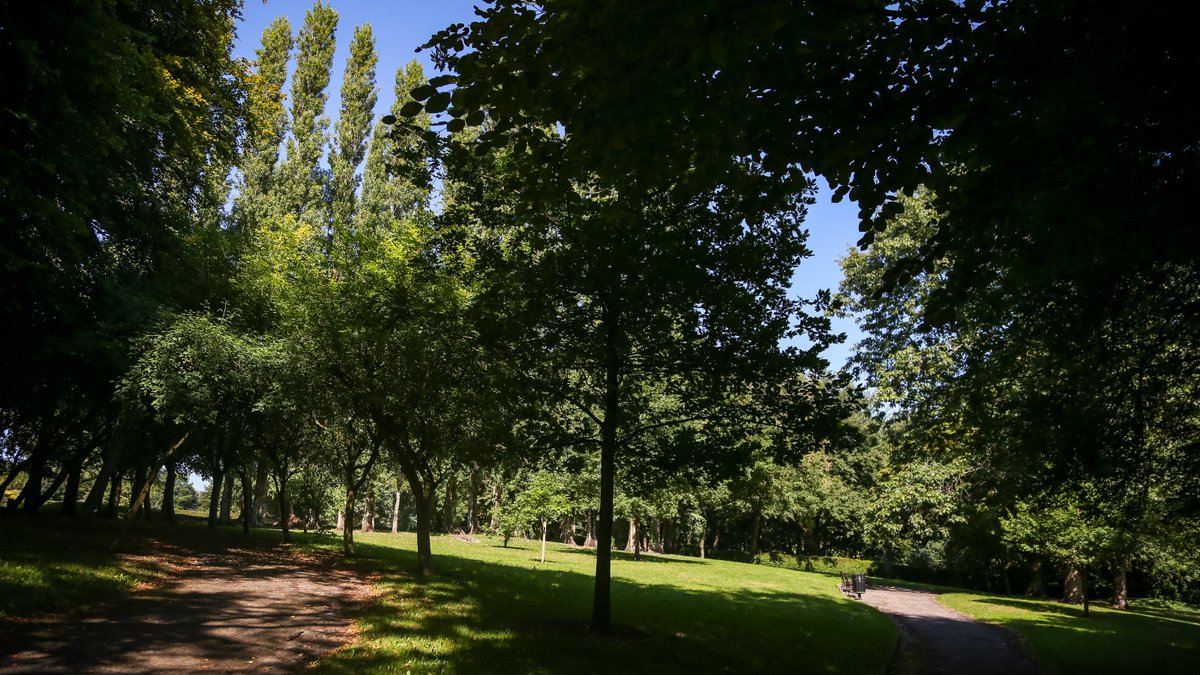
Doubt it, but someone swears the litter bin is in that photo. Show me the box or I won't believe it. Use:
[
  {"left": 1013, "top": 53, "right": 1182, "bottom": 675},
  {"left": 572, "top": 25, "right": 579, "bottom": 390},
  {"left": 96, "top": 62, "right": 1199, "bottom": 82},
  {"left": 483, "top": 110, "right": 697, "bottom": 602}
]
[{"left": 852, "top": 573, "right": 867, "bottom": 598}]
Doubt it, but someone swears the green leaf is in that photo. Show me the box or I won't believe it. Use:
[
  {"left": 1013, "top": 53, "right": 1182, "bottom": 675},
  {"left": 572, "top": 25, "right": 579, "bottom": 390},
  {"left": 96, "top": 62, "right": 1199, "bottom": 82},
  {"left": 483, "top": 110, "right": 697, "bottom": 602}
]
[
  {"left": 380, "top": 114, "right": 396, "bottom": 125},
  {"left": 446, "top": 118, "right": 466, "bottom": 133},
  {"left": 428, "top": 74, "right": 457, "bottom": 87},
  {"left": 466, "top": 109, "right": 485, "bottom": 126},
  {"left": 399, "top": 101, "right": 424, "bottom": 118},
  {"left": 410, "top": 84, "right": 437, "bottom": 101},
  {"left": 425, "top": 91, "right": 452, "bottom": 114}
]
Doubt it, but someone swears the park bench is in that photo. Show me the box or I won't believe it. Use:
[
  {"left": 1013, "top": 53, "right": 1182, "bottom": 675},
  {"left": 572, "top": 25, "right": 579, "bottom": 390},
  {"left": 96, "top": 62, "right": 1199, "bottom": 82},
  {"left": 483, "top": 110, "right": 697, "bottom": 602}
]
[{"left": 839, "top": 572, "right": 866, "bottom": 599}]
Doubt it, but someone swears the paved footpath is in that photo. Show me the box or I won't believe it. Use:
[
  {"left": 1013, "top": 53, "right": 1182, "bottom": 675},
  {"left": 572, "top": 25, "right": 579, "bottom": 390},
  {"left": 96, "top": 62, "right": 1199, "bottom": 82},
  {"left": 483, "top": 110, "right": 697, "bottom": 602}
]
[{"left": 858, "top": 585, "right": 1040, "bottom": 675}]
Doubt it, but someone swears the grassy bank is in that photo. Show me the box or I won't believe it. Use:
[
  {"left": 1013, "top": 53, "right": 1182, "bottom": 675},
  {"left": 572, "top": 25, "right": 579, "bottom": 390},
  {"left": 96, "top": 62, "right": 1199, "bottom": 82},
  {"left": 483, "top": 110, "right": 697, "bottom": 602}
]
[{"left": 938, "top": 592, "right": 1200, "bottom": 675}]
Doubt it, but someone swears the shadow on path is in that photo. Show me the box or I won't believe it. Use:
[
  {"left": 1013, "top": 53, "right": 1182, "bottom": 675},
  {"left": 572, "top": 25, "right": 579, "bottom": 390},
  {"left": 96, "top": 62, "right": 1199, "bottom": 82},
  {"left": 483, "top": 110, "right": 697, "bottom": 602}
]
[
  {"left": 859, "top": 584, "right": 1040, "bottom": 675},
  {"left": 0, "top": 546, "right": 371, "bottom": 674}
]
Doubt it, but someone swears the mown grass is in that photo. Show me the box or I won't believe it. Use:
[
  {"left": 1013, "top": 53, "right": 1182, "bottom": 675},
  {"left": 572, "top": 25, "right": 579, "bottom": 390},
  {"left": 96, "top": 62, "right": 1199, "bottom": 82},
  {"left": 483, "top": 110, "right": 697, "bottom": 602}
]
[
  {"left": 311, "top": 532, "right": 897, "bottom": 675},
  {"left": 938, "top": 592, "right": 1200, "bottom": 675}
]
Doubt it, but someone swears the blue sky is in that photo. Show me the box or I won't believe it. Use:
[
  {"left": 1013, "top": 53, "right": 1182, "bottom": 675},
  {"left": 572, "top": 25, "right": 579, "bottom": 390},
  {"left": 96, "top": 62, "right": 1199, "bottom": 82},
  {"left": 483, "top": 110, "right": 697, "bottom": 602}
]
[{"left": 233, "top": 0, "right": 864, "bottom": 370}]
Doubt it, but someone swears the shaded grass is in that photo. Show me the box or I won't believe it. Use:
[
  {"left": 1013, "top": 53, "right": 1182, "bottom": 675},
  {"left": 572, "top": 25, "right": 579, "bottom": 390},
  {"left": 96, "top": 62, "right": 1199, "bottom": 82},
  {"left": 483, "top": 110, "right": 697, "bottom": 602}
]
[
  {"left": 0, "top": 512, "right": 312, "bottom": 621},
  {"left": 938, "top": 592, "right": 1200, "bottom": 675},
  {"left": 313, "top": 532, "right": 897, "bottom": 674}
]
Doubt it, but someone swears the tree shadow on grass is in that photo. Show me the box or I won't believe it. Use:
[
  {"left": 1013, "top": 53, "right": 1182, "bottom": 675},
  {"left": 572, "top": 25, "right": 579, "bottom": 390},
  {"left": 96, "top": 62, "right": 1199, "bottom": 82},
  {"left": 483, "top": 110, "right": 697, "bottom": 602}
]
[
  {"left": 554, "top": 546, "right": 705, "bottom": 564},
  {"left": 314, "top": 539, "right": 894, "bottom": 675}
]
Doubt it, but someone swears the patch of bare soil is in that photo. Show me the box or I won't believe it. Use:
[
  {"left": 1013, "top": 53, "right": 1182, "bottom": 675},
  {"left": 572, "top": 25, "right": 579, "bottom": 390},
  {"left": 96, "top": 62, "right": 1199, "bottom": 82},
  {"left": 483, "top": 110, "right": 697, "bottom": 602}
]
[
  {"left": 858, "top": 585, "right": 1040, "bottom": 675},
  {"left": 0, "top": 544, "right": 374, "bottom": 673}
]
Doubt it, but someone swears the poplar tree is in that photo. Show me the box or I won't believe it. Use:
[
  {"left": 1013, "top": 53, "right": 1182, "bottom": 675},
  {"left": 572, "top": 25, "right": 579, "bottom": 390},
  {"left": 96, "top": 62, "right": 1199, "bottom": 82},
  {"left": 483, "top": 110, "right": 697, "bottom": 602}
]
[
  {"left": 279, "top": 2, "right": 337, "bottom": 229},
  {"left": 329, "top": 24, "right": 379, "bottom": 235}
]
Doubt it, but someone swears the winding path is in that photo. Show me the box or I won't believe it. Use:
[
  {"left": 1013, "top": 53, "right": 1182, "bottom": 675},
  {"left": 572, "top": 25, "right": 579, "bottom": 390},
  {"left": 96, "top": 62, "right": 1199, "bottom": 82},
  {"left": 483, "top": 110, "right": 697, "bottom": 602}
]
[
  {"left": 859, "top": 585, "right": 1039, "bottom": 675},
  {"left": 0, "top": 546, "right": 372, "bottom": 674}
]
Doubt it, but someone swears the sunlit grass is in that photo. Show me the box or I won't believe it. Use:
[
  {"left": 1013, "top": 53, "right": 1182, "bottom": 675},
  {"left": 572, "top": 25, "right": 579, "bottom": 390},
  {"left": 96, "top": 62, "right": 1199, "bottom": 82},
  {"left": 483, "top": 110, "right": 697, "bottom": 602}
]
[
  {"left": 0, "top": 518, "right": 170, "bottom": 619},
  {"left": 938, "top": 592, "right": 1200, "bottom": 675},
  {"left": 313, "top": 532, "right": 897, "bottom": 674}
]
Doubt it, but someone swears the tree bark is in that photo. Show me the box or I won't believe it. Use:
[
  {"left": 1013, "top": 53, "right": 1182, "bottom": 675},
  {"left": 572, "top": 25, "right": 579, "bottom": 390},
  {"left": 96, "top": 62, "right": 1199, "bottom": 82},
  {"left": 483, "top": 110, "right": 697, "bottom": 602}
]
[
  {"left": 362, "top": 489, "right": 375, "bottom": 532},
  {"left": 466, "top": 470, "right": 479, "bottom": 535},
  {"left": 699, "top": 523, "right": 707, "bottom": 559},
  {"left": 240, "top": 471, "right": 252, "bottom": 535},
  {"left": 1063, "top": 563, "right": 1086, "bottom": 604},
  {"left": 17, "top": 449, "right": 47, "bottom": 512},
  {"left": 442, "top": 472, "right": 457, "bottom": 533},
  {"left": 106, "top": 470, "right": 123, "bottom": 519},
  {"left": 749, "top": 505, "right": 762, "bottom": 558},
  {"left": 560, "top": 512, "right": 576, "bottom": 545},
  {"left": 218, "top": 473, "right": 234, "bottom": 525},
  {"left": 161, "top": 461, "right": 176, "bottom": 523},
  {"left": 541, "top": 518, "right": 549, "bottom": 563},
  {"left": 625, "top": 518, "right": 637, "bottom": 552},
  {"left": 391, "top": 489, "right": 402, "bottom": 534},
  {"left": 207, "top": 467, "right": 223, "bottom": 528},
  {"left": 591, "top": 301, "right": 620, "bottom": 631},
  {"left": 337, "top": 510, "right": 345, "bottom": 531},
  {"left": 584, "top": 510, "right": 597, "bottom": 548},
  {"left": 1025, "top": 558, "right": 1046, "bottom": 597},
  {"left": 278, "top": 471, "right": 291, "bottom": 543},
  {"left": 61, "top": 452, "right": 85, "bottom": 517},
  {"left": 342, "top": 486, "right": 357, "bottom": 554},
  {"left": 403, "top": 470, "right": 437, "bottom": 576},
  {"left": 252, "top": 459, "right": 270, "bottom": 527},
  {"left": 1110, "top": 560, "right": 1129, "bottom": 609},
  {"left": 489, "top": 477, "right": 502, "bottom": 531}
]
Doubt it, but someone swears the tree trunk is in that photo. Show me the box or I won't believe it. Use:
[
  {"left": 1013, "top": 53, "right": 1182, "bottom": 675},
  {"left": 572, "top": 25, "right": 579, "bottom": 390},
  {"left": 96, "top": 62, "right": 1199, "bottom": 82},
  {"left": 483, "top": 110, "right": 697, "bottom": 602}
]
[
  {"left": 17, "top": 450, "right": 47, "bottom": 512},
  {"left": 240, "top": 471, "right": 252, "bottom": 535},
  {"left": 712, "top": 531, "right": 720, "bottom": 553},
  {"left": 161, "top": 462, "right": 176, "bottom": 523},
  {"left": 466, "top": 471, "right": 479, "bottom": 535},
  {"left": 253, "top": 460, "right": 270, "bottom": 527},
  {"left": 106, "top": 470, "right": 124, "bottom": 519},
  {"left": 1063, "top": 563, "right": 1086, "bottom": 604},
  {"left": 404, "top": 472, "right": 437, "bottom": 576},
  {"left": 584, "top": 510, "right": 597, "bottom": 548},
  {"left": 337, "top": 509, "right": 345, "bottom": 531},
  {"left": 749, "top": 505, "right": 762, "bottom": 558},
  {"left": 592, "top": 305, "right": 620, "bottom": 631},
  {"left": 442, "top": 473, "right": 457, "bottom": 533},
  {"left": 1110, "top": 560, "right": 1129, "bottom": 610},
  {"left": 541, "top": 518, "right": 549, "bottom": 563},
  {"left": 362, "top": 489, "right": 375, "bottom": 533},
  {"left": 278, "top": 473, "right": 291, "bottom": 543},
  {"left": 391, "top": 490, "right": 402, "bottom": 534},
  {"left": 79, "top": 444, "right": 119, "bottom": 520},
  {"left": 61, "top": 453, "right": 85, "bottom": 517},
  {"left": 35, "top": 463, "right": 72, "bottom": 512},
  {"left": 699, "top": 522, "right": 707, "bottom": 559},
  {"left": 560, "top": 512, "right": 575, "bottom": 545},
  {"left": 625, "top": 518, "right": 638, "bottom": 552},
  {"left": 489, "top": 478, "right": 502, "bottom": 531},
  {"left": 342, "top": 486, "right": 357, "bottom": 555},
  {"left": 218, "top": 474, "right": 234, "bottom": 525},
  {"left": 1025, "top": 558, "right": 1046, "bottom": 597},
  {"left": 207, "top": 468, "right": 223, "bottom": 528}
]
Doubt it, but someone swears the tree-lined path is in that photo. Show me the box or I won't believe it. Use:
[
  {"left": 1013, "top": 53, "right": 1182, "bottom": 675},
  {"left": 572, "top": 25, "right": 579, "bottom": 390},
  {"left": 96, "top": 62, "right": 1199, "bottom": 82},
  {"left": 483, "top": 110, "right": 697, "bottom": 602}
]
[
  {"left": 860, "top": 586, "right": 1038, "bottom": 675},
  {"left": 0, "top": 545, "right": 372, "bottom": 673}
]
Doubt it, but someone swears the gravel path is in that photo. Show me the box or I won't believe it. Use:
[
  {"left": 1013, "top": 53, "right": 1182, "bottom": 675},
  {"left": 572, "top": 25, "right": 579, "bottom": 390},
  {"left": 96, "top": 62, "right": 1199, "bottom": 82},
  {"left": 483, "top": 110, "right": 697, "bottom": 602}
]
[
  {"left": 859, "top": 585, "right": 1039, "bottom": 675},
  {"left": 0, "top": 546, "right": 372, "bottom": 674}
]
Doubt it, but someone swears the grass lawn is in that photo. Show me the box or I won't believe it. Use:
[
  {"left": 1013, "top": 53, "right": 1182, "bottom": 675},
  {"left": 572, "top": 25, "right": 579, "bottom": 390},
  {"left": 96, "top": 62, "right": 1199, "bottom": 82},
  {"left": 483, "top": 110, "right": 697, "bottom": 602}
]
[
  {"left": 0, "top": 510, "right": 266, "bottom": 620},
  {"left": 938, "top": 592, "right": 1200, "bottom": 675},
  {"left": 310, "top": 532, "right": 897, "bottom": 674}
]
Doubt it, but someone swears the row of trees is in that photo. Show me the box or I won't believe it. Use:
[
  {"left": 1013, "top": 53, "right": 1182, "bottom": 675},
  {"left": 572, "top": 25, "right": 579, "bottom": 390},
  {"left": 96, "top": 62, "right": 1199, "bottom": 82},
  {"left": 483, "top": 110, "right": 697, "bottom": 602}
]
[
  {"left": 2, "top": 1, "right": 851, "bottom": 631},
  {"left": 5, "top": 0, "right": 1197, "bottom": 629}
]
